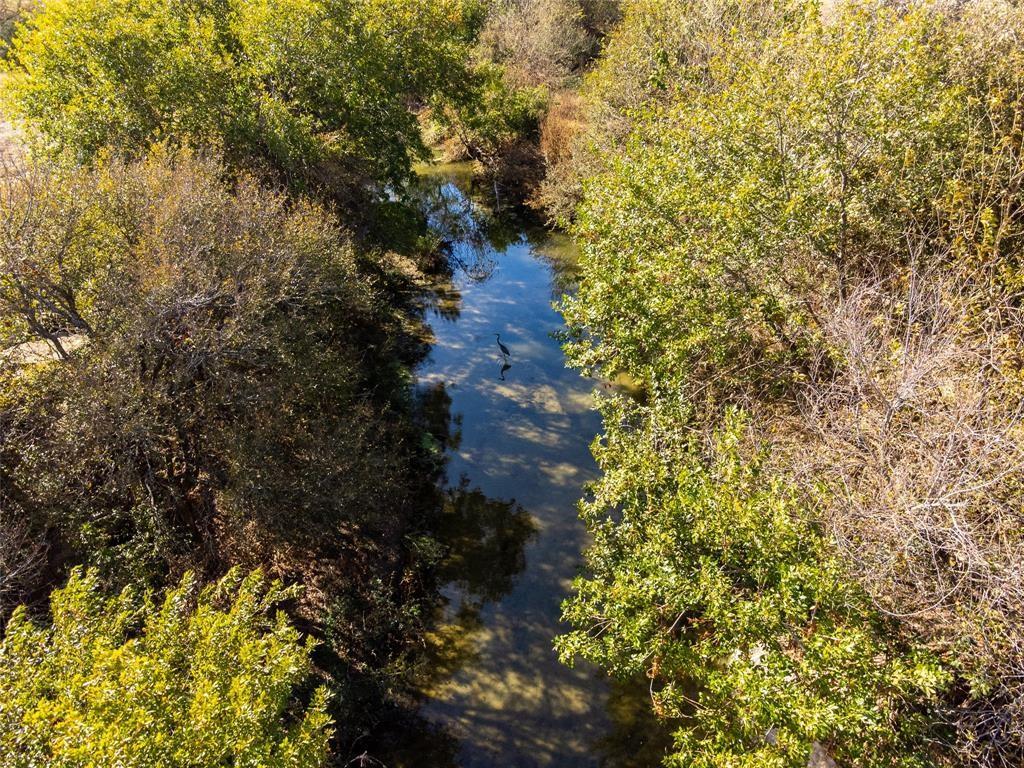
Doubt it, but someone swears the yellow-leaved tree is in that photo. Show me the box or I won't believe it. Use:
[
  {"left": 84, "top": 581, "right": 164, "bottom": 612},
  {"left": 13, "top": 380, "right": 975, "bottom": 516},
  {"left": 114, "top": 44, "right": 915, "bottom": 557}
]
[{"left": 0, "top": 568, "right": 332, "bottom": 768}]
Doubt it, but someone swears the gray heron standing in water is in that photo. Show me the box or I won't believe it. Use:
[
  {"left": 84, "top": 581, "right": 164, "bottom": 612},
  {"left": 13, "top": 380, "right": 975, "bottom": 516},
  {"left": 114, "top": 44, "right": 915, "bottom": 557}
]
[{"left": 495, "top": 333, "right": 510, "bottom": 359}]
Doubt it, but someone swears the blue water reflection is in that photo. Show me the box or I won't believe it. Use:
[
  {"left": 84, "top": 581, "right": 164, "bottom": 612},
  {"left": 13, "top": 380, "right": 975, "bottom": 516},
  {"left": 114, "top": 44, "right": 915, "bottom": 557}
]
[{"left": 414, "top": 164, "right": 611, "bottom": 767}]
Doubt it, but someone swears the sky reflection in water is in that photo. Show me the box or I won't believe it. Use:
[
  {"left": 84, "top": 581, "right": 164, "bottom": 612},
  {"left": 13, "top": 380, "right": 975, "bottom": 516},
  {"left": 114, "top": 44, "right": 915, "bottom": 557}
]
[{"left": 407, "top": 165, "right": 668, "bottom": 768}]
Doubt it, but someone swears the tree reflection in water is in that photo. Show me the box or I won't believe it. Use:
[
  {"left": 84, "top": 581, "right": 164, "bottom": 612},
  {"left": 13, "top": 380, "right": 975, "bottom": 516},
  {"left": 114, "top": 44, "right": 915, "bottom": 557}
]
[
  {"left": 367, "top": 475, "right": 537, "bottom": 768},
  {"left": 410, "top": 161, "right": 524, "bottom": 285},
  {"left": 418, "top": 380, "right": 463, "bottom": 454},
  {"left": 366, "top": 382, "right": 537, "bottom": 768},
  {"left": 416, "top": 480, "right": 537, "bottom": 697},
  {"left": 436, "top": 479, "right": 536, "bottom": 605},
  {"left": 591, "top": 677, "right": 675, "bottom": 768},
  {"left": 416, "top": 379, "right": 538, "bottom": 693}
]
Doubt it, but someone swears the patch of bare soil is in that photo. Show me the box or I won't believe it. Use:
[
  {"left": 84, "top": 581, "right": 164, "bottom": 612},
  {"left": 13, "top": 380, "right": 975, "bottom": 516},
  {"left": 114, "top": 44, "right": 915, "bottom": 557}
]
[
  {"left": 0, "top": 116, "right": 17, "bottom": 149},
  {"left": 0, "top": 117, "right": 22, "bottom": 164},
  {"left": 0, "top": 72, "right": 25, "bottom": 166},
  {"left": 1, "top": 334, "right": 89, "bottom": 366}
]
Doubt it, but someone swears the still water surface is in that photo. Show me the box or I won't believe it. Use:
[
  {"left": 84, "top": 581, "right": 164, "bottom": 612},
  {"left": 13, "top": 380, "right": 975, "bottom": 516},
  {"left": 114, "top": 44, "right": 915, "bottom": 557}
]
[{"left": 404, "top": 164, "right": 666, "bottom": 768}]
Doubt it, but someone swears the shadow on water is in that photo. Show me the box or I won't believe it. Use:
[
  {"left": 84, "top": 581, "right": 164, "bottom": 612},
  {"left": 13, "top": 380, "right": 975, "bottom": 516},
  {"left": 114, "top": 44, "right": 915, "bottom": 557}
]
[
  {"left": 414, "top": 476, "right": 539, "bottom": 701},
  {"left": 596, "top": 679, "right": 677, "bottom": 768},
  {"left": 367, "top": 163, "right": 672, "bottom": 768},
  {"left": 354, "top": 379, "right": 538, "bottom": 768},
  {"left": 373, "top": 481, "right": 538, "bottom": 768},
  {"left": 435, "top": 477, "right": 537, "bottom": 606},
  {"left": 419, "top": 380, "right": 463, "bottom": 453}
]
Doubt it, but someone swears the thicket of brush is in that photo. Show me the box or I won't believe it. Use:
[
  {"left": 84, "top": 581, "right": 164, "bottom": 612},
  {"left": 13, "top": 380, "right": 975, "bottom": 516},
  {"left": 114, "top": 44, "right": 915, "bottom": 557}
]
[{"left": 552, "top": 1, "right": 1024, "bottom": 765}]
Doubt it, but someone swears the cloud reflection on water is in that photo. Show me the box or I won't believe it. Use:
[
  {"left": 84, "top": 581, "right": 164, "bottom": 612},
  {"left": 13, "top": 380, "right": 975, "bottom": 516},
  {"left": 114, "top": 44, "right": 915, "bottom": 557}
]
[{"left": 396, "top": 163, "right": 667, "bottom": 768}]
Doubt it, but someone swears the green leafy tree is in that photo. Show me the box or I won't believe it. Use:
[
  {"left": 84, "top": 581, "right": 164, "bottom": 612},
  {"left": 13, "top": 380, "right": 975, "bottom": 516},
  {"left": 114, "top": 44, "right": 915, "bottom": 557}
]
[
  {"left": 434, "top": 62, "right": 547, "bottom": 167},
  {"left": 2, "top": 0, "right": 483, "bottom": 188},
  {"left": 0, "top": 568, "right": 332, "bottom": 768}
]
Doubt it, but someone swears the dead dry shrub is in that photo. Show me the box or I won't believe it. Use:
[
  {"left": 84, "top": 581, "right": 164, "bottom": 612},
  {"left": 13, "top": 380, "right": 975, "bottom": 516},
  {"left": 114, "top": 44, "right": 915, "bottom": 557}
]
[
  {"left": 794, "top": 252, "right": 1024, "bottom": 766},
  {"left": 0, "top": 504, "right": 47, "bottom": 619},
  {"left": 480, "top": 0, "right": 594, "bottom": 89}
]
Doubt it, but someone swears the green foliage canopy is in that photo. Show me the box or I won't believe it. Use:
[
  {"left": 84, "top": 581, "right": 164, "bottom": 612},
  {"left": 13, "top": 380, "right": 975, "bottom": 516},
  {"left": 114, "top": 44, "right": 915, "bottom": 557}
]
[
  {"left": 558, "top": 410, "right": 948, "bottom": 766},
  {"left": 2, "top": 0, "right": 484, "bottom": 187},
  {"left": 563, "top": 0, "right": 968, "bottom": 403},
  {"left": 555, "top": 0, "right": 1024, "bottom": 764}
]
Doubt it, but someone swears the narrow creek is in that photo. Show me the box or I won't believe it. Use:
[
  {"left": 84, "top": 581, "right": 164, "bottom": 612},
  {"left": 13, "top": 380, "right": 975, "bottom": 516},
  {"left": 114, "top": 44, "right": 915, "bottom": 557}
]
[{"left": 397, "top": 164, "right": 666, "bottom": 768}]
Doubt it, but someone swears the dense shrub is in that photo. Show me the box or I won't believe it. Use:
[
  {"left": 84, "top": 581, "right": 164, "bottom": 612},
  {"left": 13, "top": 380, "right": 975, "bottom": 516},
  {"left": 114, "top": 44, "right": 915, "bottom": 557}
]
[
  {"left": 429, "top": 0, "right": 618, "bottom": 206},
  {"left": 559, "top": 411, "right": 948, "bottom": 767},
  {"left": 0, "top": 568, "right": 332, "bottom": 768},
  {"left": 478, "top": 0, "right": 596, "bottom": 89},
  {"left": 537, "top": 0, "right": 795, "bottom": 221},
  {"left": 0, "top": 151, "right": 442, "bottom": 739},
  {"left": 558, "top": 0, "right": 1024, "bottom": 764},
  {"left": 430, "top": 62, "right": 547, "bottom": 202},
  {"left": 1, "top": 151, "right": 377, "bottom": 562},
  {"left": 563, "top": 0, "right": 964, "bottom": 401}
]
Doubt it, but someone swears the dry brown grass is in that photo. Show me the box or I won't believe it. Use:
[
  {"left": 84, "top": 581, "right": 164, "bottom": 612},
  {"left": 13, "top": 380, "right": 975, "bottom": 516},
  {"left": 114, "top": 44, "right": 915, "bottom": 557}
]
[
  {"left": 530, "top": 91, "right": 592, "bottom": 221},
  {"left": 538, "top": 90, "right": 584, "bottom": 168}
]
